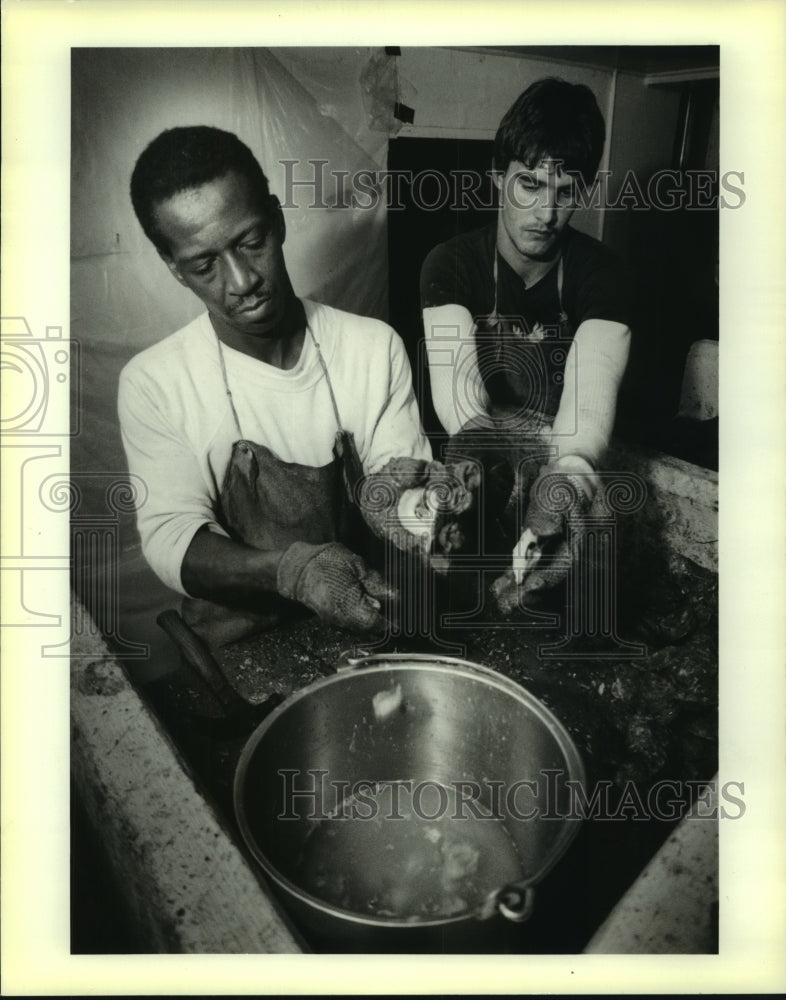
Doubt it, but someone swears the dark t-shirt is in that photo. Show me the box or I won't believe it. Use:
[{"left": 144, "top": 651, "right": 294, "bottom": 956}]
[{"left": 420, "top": 224, "right": 632, "bottom": 416}]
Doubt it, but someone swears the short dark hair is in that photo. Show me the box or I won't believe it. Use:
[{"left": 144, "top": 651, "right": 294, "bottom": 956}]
[
  {"left": 493, "top": 78, "right": 606, "bottom": 183},
  {"left": 130, "top": 126, "right": 272, "bottom": 252}
]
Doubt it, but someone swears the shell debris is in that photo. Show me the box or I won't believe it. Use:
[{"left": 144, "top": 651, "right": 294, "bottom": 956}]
[
  {"left": 372, "top": 683, "right": 402, "bottom": 721},
  {"left": 512, "top": 528, "right": 542, "bottom": 585}
]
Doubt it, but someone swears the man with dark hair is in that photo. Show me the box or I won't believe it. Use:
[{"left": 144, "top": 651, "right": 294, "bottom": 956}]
[
  {"left": 120, "top": 126, "right": 473, "bottom": 646},
  {"left": 421, "top": 78, "right": 632, "bottom": 601},
  {"left": 492, "top": 77, "right": 606, "bottom": 187},
  {"left": 129, "top": 126, "right": 273, "bottom": 253}
]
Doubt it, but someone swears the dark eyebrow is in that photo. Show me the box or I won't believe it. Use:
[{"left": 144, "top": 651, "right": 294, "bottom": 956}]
[
  {"left": 516, "top": 173, "right": 573, "bottom": 190},
  {"left": 181, "top": 249, "right": 216, "bottom": 265},
  {"left": 180, "top": 223, "right": 271, "bottom": 265},
  {"left": 237, "top": 222, "right": 271, "bottom": 241}
]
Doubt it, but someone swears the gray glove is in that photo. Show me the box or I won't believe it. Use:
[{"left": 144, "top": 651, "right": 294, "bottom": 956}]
[
  {"left": 358, "top": 457, "right": 481, "bottom": 562},
  {"left": 431, "top": 459, "right": 482, "bottom": 555},
  {"left": 493, "top": 463, "right": 593, "bottom": 611},
  {"left": 277, "top": 541, "right": 397, "bottom": 634},
  {"left": 525, "top": 463, "right": 592, "bottom": 538}
]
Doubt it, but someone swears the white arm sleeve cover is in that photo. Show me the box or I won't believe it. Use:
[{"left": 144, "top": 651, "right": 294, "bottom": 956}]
[
  {"left": 423, "top": 304, "right": 489, "bottom": 436},
  {"left": 550, "top": 318, "right": 631, "bottom": 470}
]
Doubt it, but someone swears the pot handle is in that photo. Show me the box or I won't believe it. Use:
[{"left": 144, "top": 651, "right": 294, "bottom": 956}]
[
  {"left": 496, "top": 884, "right": 536, "bottom": 923},
  {"left": 156, "top": 609, "right": 248, "bottom": 717}
]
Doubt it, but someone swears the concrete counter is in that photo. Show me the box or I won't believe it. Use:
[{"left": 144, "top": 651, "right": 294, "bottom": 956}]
[{"left": 71, "top": 604, "right": 304, "bottom": 953}]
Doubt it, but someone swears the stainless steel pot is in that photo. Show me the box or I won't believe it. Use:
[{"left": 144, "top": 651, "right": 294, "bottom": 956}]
[{"left": 233, "top": 652, "right": 585, "bottom": 947}]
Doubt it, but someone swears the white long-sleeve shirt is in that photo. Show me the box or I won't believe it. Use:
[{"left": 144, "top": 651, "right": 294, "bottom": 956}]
[{"left": 118, "top": 298, "right": 431, "bottom": 594}]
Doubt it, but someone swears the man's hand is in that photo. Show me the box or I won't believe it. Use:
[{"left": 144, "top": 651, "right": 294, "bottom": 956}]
[
  {"left": 428, "top": 458, "right": 481, "bottom": 557},
  {"left": 277, "top": 541, "right": 397, "bottom": 634},
  {"left": 358, "top": 457, "right": 481, "bottom": 564},
  {"left": 493, "top": 457, "right": 596, "bottom": 610}
]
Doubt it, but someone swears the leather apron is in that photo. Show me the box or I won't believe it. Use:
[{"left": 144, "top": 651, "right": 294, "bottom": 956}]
[{"left": 181, "top": 327, "right": 367, "bottom": 650}]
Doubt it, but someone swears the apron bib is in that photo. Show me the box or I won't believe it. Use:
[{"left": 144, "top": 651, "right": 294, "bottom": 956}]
[
  {"left": 181, "top": 328, "right": 368, "bottom": 649},
  {"left": 476, "top": 253, "right": 574, "bottom": 418}
]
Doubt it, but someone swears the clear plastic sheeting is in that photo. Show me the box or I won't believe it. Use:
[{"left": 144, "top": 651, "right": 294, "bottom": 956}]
[
  {"left": 358, "top": 48, "right": 416, "bottom": 136},
  {"left": 270, "top": 48, "right": 392, "bottom": 163},
  {"left": 70, "top": 48, "right": 394, "bottom": 677}
]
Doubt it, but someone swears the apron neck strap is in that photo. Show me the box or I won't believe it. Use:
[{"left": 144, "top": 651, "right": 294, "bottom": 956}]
[
  {"left": 216, "top": 337, "right": 244, "bottom": 439},
  {"left": 492, "top": 248, "right": 500, "bottom": 326},
  {"left": 308, "top": 326, "right": 345, "bottom": 435}
]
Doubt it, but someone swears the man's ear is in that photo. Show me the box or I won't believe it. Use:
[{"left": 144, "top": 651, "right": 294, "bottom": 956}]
[
  {"left": 491, "top": 161, "right": 503, "bottom": 192},
  {"left": 157, "top": 249, "right": 188, "bottom": 287},
  {"left": 270, "top": 195, "right": 286, "bottom": 246},
  {"left": 491, "top": 167, "right": 505, "bottom": 206}
]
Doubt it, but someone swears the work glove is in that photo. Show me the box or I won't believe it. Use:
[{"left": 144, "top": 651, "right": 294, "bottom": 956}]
[
  {"left": 277, "top": 541, "right": 397, "bottom": 634},
  {"left": 492, "top": 458, "right": 596, "bottom": 612},
  {"left": 357, "top": 457, "right": 481, "bottom": 564}
]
